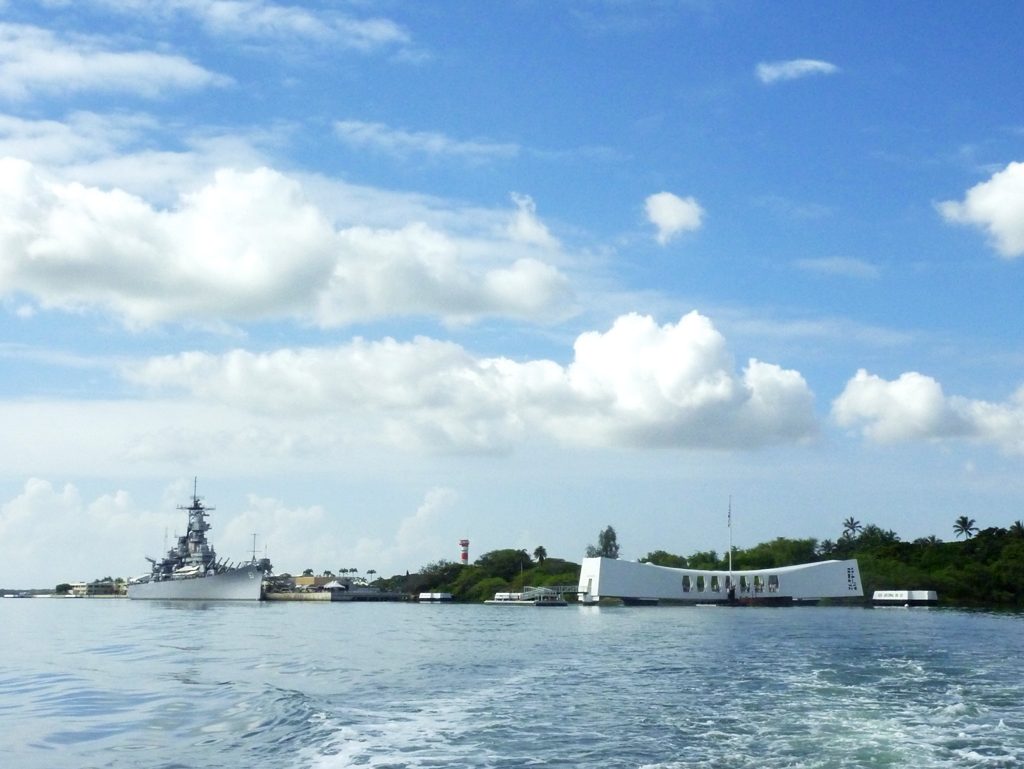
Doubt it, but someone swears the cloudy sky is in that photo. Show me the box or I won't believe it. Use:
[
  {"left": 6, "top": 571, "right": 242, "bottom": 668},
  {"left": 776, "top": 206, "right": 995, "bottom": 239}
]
[{"left": 2, "top": 1, "right": 1023, "bottom": 588}]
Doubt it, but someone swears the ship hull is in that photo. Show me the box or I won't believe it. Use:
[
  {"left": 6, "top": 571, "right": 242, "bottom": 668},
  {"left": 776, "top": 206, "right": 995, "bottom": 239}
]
[{"left": 127, "top": 566, "right": 264, "bottom": 600}]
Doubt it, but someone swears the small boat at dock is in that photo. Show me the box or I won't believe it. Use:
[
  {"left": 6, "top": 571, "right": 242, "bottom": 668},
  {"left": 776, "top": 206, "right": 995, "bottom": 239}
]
[
  {"left": 872, "top": 589, "right": 938, "bottom": 606},
  {"left": 484, "top": 586, "right": 569, "bottom": 606}
]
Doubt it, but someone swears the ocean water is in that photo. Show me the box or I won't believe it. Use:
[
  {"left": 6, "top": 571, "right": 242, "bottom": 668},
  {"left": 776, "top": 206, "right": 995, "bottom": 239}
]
[{"left": 1, "top": 600, "right": 1022, "bottom": 769}]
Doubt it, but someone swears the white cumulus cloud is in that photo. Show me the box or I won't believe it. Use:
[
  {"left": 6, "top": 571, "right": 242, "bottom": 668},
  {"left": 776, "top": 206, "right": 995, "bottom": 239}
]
[
  {"left": 222, "top": 494, "right": 330, "bottom": 573},
  {"left": 0, "top": 476, "right": 413, "bottom": 587},
  {"left": 0, "top": 158, "right": 573, "bottom": 326},
  {"left": 123, "top": 311, "right": 818, "bottom": 452},
  {"left": 341, "top": 488, "right": 459, "bottom": 579},
  {"left": 645, "top": 191, "right": 705, "bottom": 245},
  {"left": 506, "top": 193, "right": 559, "bottom": 248},
  {"left": 937, "top": 161, "right": 1024, "bottom": 258},
  {"left": 0, "top": 478, "right": 193, "bottom": 587},
  {"left": 756, "top": 59, "right": 839, "bottom": 84},
  {"left": 557, "top": 312, "right": 816, "bottom": 448},
  {"left": 833, "top": 369, "right": 1024, "bottom": 454},
  {"left": 393, "top": 487, "right": 458, "bottom": 560}
]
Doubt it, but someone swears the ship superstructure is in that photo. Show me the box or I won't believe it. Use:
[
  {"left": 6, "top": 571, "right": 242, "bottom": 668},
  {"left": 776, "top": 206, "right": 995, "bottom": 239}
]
[{"left": 127, "top": 481, "right": 271, "bottom": 600}]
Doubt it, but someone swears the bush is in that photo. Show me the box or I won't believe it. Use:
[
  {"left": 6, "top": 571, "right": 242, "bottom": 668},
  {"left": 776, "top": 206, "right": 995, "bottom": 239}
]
[
  {"left": 474, "top": 549, "right": 532, "bottom": 581},
  {"left": 466, "top": 576, "right": 509, "bottom": 602}
]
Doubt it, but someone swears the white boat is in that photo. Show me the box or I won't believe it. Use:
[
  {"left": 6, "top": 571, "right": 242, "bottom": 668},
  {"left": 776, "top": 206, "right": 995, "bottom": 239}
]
[
  {"left": 484, "top": 586, "right": 568, "bottom": 606},
  {"left": 576, "top": 556, "right": 863, "bottom": 606},
  {"left": 872, "top": 589, "right": 938, "bottom": 606},
  {"left": 127, "top": 481, "right": 271, "bottom": 601},
  {"left": 417, "top": 592, "right": 454, "bottom": 602}
]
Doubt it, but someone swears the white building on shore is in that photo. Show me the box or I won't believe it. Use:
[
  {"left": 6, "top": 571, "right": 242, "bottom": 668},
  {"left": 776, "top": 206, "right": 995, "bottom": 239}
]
[{"left": 577, "top": 556, "right": 863, "bottom": 605}]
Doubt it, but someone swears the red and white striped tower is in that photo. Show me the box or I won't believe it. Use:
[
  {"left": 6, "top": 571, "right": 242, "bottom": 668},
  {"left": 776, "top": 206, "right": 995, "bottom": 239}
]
[{"left": 459, "top": 539, "right": 470, "bottom": 565}]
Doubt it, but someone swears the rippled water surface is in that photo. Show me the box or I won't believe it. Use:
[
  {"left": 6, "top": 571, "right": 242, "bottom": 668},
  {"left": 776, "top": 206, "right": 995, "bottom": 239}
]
[{"left": 2, "top": 599, "right": 1022, "bottom": 768}]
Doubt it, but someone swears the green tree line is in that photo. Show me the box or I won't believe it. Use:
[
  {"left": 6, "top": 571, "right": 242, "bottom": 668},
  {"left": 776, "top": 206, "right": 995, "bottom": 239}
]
[
  {"left": 378, "top": 547, "right": 580, "bottom": 602},
  {"left": 639, "top": 518, "right": 1024, "bottom": 606},
  {"left": 375, "top": 518, "right": 1024, "bottom": 606}
]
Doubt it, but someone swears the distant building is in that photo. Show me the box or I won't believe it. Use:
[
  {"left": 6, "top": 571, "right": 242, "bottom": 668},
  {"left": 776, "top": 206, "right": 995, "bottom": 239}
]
[
  {"left": 69, "top": 580, "right": 125, "bottom": 597},
  {"left": 292, "top": 575, "right": 336, "bottom": 591},
  {"left": 263, "top": 574, "right": 296, "bottom": 593}
]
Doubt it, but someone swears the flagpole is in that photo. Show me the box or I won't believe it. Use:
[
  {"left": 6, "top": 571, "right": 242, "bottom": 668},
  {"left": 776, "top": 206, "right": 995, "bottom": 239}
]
[{"left": 728, "top": 495, "right": 733, "bottom": 583}]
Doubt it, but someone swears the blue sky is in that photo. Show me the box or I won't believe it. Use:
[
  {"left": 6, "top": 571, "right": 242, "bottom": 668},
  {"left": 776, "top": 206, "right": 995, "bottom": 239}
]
[{"left": 1, "top": 1, "right": 1023, "bottom": 587}]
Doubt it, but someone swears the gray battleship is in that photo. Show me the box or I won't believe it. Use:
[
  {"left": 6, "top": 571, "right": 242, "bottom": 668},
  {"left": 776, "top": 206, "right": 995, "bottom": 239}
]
[{"left": 127, "top": 482, "right": 271, "bottom": 600}]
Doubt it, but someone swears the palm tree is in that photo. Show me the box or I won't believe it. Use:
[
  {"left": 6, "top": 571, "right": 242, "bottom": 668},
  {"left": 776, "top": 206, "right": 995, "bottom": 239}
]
[
  {"left": 842, "top": 517, "right": 863, "bottom": 539},
  {"left": 953, "top": 515, "right": 978, "bottom": 540},
  {"left": 1010, "top": 520, "right": 1024, "bottom": 538},
  {"left": 816, "top": 539, "right": 836, "bottom": 558},
  {"left": 533, "top": 545, "right": 547, "bottom": 564},
  {"left": 366, "top": 569, "right": 377, "bottom": 584},
  {"left": 586, "top": 525, "right": 620, "bottom": 559}
]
